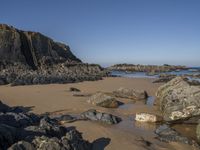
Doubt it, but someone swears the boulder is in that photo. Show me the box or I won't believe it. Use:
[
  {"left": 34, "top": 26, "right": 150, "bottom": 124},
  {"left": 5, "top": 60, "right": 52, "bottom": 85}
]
[
  {"left": 135, "top": 113, "right": 163, "bottom": 123},
  {"left": 0, "top": 100, "right": 10, "bottom": 112},
  {"left": 87, "top": 92, "right": 120, "bottom": 108},
  {"left": 156, "top": 77, "right": 200, "bottom": 122},
  {"left": 81, "top": 109, "right": 121, "bottom": 124},
  {"left": 113, "top": 87, "right": 148, "bottom": 100}
]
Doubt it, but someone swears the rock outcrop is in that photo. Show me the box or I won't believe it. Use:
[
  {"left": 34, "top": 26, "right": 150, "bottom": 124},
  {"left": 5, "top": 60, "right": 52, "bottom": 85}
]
[
  {"left": 113, "top": 87, "right": 148, "bottom": 100},
  {"left": 109, "top": 64, "right": 187, "bottom": 73},
  {"left": 0, "top": 24, "right": 107, "bottom": 86},
  {"left": 87, "top": 92, "right": 120, "bottom": 108},
  {"left": 156, "top": 77, "right": 200, "bottom": 122},
  {"left": 0, "top": 101, "right": 92, "bottom": 150}
]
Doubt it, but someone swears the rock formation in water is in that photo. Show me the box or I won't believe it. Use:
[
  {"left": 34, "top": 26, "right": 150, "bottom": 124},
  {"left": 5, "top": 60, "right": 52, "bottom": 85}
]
[
  {"left": 0, "top": 24, "right": 107, "bottom": 85},
  {"left": 108, "top": 64, "right": 187, "bottom": 73}
]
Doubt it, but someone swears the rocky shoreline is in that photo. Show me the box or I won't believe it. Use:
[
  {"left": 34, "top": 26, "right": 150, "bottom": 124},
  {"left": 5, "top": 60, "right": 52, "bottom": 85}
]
[{"left": 108, "top": 64, "right": 187, "bottom": 73}]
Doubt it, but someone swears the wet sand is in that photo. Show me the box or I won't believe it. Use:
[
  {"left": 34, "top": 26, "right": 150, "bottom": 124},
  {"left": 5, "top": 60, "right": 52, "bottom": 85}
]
[{"left": 0, "top": 77, "right": 197, "bottom": 150}]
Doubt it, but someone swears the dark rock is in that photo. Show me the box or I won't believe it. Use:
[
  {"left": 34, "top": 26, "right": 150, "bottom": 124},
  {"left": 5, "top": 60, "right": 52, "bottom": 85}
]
[
  {"left": 8, "top": 141, "right": 35, "bottom": 150},
  {"left": 156, "top": 77, "right": 200, "bottom": 122},
  {"left": 81, "top": 109, "right": 121, "bottom": 124},
  {"left": 0, "top": 112, "right": 40, "bottom": 128},
  {"left": 24, "top": 117, "right": 66, "bottom": 139},
  {"left": 69, "top": 87, "right": 81, "bottom": 92},
  {"left": 113, "top": 87, "right": 148, "bottom": 100}
]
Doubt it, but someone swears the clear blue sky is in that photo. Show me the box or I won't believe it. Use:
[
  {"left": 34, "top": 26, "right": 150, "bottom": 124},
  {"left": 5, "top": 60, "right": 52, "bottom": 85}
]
[{"left": 0, "top": 0, "right": 200, "bottom": 67}]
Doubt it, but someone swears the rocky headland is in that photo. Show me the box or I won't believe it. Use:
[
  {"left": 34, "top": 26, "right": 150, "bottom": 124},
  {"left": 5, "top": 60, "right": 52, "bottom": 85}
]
[
  {"left": 0, "top": 24, "right": 107, "bottom": 86},
  {"left": 108, "top": 63, "right": 187, "bottom": 73}
]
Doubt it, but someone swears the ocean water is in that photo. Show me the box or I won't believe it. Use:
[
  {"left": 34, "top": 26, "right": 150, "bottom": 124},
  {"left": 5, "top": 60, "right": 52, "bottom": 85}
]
[{"left": 111, "top": 68, "right": 200, "bottom": 82}]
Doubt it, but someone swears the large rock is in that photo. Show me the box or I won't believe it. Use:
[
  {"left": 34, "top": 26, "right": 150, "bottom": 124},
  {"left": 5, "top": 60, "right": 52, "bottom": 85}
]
[
  {"left": 113, "top": 87, "right": 148, "bottom": 100},
  {"left": 81, "top": 109, "right": 121, "bottom": 124},
  {"left": 156, "top": 77, "right": 200, "bottom": 122},
  {"left": 87, "top": 92, "right": 120, "bottom": 108}
]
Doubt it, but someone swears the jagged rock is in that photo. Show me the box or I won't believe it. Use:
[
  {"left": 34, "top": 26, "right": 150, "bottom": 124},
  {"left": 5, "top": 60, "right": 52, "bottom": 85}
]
[
  {"left": 156, "top": 77, "right": 200, "bottom": 122},
  {"left": 81, "top": 109, "right": 121, "bottom": 124},
  {"left": 135, "top": 113, "right": 163, "bottom": 123},
  {"left": 0, "top": 112, "right": 40, "bottom": 128},
  {"left": 155, "top": 124, "right": 198, "bottom": 147},
  {"left": 87, "top": 92, "right": 120, "bottom": 108},
  {"left": 24, "top": 117, "right": 66, "bottom": 138},
  {"left": 113, "top": 87, "right": 148, "bottom": 100},
  {"left": 8, "top": 141, "right": 35, "bottom": 150}
]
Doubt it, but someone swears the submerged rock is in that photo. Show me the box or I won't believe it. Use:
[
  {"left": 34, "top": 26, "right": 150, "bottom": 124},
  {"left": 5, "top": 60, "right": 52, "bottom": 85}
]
[
  {"left": 155, "top": 124, "right": 199, "bottom": 147},
  {"left": 135, "top": 113, "right": 163, "bottom": 123},
  {"left": 87, "top": 92, "right": 120, "bottom": 108},
  {"left": 113, "top": 87, "right": 148, "bottom": 100},
  {"left": 81, "top": 109, "right": 121, "bottom": 124},
  {"left": 156, "top": 77, "right": 200, "bottom": 122}
]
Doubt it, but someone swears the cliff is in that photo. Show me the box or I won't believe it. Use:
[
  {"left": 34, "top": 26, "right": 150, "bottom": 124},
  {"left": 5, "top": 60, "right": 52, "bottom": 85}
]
[{"left": 0, "top": 24, "right": 107, "bottom": 85}]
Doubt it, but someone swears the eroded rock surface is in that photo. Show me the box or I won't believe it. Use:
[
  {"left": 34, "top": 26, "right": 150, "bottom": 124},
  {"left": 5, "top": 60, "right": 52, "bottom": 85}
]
[
  {"left": 156, "top": 77, "right": 200, "bottom": 122},
  {"left": 113, "top": 87, "right": 148, "bottom": 100},
  {"left": 0, "top": 101, "right": 92, "bottom": 150},
  {"left": 87, "top": 92, "right": 120, "bottom": 108}
]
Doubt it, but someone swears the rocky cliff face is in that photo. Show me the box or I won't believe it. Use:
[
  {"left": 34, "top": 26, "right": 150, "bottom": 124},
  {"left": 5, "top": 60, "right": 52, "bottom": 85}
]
[
  {"left": 0, "top": 24, "right": 107, "bottom": 85},
  {"left": 0, "top": 24, "right": 81, "bottom": 69}
]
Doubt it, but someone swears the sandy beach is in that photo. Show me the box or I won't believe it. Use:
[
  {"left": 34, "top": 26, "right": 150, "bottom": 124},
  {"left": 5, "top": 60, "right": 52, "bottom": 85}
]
[{"left": 0, "top": 77, "right": 197, "bottom": 150}]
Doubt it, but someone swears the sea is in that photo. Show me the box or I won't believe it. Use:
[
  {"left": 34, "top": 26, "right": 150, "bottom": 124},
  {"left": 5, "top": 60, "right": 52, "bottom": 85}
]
[{"left": 111, "top": 67, "right": 200, "bottom": 82}]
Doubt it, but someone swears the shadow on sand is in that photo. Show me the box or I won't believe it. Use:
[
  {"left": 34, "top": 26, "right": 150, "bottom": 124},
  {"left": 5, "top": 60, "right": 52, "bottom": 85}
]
[{"left": 92, "top": 137, "right": 111, "bottom": 150}]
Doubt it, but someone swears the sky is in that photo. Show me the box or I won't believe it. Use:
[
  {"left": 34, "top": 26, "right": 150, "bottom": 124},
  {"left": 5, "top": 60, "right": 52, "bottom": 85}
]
[{"left": 0, "top": 0, "right": 200, "bottom": 67}]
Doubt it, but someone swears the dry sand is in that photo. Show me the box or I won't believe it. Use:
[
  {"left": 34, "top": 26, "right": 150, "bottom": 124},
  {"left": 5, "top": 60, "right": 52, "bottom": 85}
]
[{"left": 0, "top": 77, "right": 197, "bottom": 150}]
